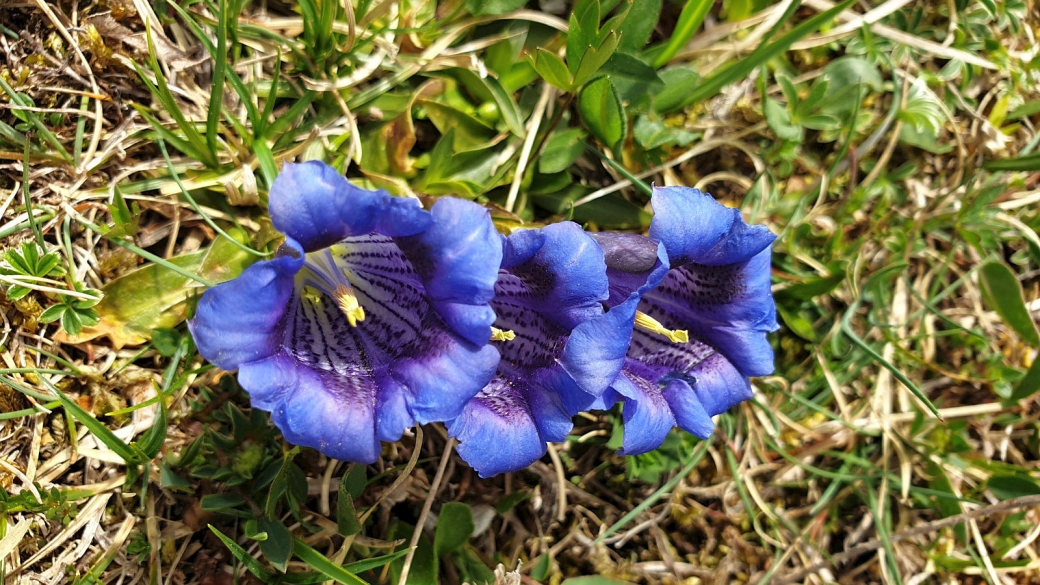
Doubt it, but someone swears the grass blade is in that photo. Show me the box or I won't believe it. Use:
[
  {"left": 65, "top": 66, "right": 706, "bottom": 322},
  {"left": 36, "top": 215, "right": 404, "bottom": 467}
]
[
  {"left": 293, "top": 539, "right": 368, "bottom": 585},
  {"left": 683, "top": 0, "right": 854, "bottom": 107},
  {"left": 650, "top": 0, "right": 713, "bottom": 68}
]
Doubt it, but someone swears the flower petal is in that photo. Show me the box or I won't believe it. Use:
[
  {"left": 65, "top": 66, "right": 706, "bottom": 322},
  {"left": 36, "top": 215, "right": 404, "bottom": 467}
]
[
  {"left": 395, "top": 197, "right": 501, "bottom": 345},
  {"left": 648, "top": 185, "right": 774, "bottom": 267},
  {"left": 188, "top": 242, "right": 304, "bottom": 371},
  {"left": 608, "top": 365, "right": 676, "bottom": 455},
  {"left": 588, "top": 232, "right": 669, "bottom": 307},
  {"left": 449, "top": 375, "right": 572, "bottom": 477},
  {"left": 269, "top": 161, "right": 432, "bottom": 253},
  {"left": 638, "top": 246, "right": 777, "bottom": 376}
]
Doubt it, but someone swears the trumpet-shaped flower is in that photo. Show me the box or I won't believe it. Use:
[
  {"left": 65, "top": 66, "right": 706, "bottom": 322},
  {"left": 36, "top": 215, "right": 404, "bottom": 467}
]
[
  {"left": 448, "top": 222, "right": 632, "bottom": 477},
  {"left": 591, "top": 186, "right": 778, "bottom": 455},
  {"left": 189, "top": 161, "right": 501, "bottom": 464}
]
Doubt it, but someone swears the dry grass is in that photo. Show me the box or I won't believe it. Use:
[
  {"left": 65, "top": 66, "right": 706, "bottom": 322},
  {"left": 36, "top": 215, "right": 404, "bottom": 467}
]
[{"left": 1, "top": 0, "right": 1040, "bottom": 584}]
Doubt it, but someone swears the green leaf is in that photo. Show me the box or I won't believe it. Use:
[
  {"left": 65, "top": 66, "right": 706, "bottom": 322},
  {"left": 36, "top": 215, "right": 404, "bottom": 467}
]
[
  {"left": 388, "top": 523, "right": 437, "bottom": 585},
  {"left": 573, "top": 32, "right": 621, "bottom": 88},
  {"left": 978, "top": 260, "right": 1040, "bottom": 346},
  {"left": 465, "top": 0, "right": 527, "bottom": 15},
  {"left": 337, "top": 492, "right": 361, "bottom": 537},
  {"left": 650, "top": 0, "right": 713, "bottom": 67},
  {"left": 200, "top": 493, "right": 247, "bottom": 511},
  {"left": 294, "top": 540, "right": 368, "bottom": 585},
  {"left": 817, "top": 57, "right": 883, "bottom": 118},
  {"left": 342, "top": 550, "right": 411, "bottom": 574},
  {"left": 209, "top": 525, "right": 276, "bottom": 581},
  {"left": 600, "top": 52, "right": 665, "bottom": 106},
  {"left": 571, "top": 193, "right": 651, "bottom": 229},
  {"left": 48, "top": 379, "right": 139, "bottom": 464},
  {"left": 578, "top": 76, "right": 626, "bottom": 150},
  {"left": 681, "top": 0, "right": 856, "bottom": 108},
  {"left": 419, "top": 100, "right": 496, "bottom": 150},
  {"left": 984, "top": 152, "right": 1040, "bottom": 172},
  {"left": 633, "top": 115, "right": 697, "bottom": 149},
  {"left": 763, "top": 97, "right": 802, "bottom": 141},
  {"left": 651, "top": 67, "right": 701, "bottom": 114},
  {"left": 540, "top": 128, "right": 587, "bottom": 173},
  {"left": 135, "top": 399, "right": 168, "bottom": 459},
  {"left": 258, "top": 517, "right": 294, "bottom": 572},
  {"left": 530, "top": 49, "right": 573, "bottom": 91},
  {"left": 987, "top": 475, "right": 1040, "bottom": 500},
  {"left": 567, "top": 0, "right": 601, "bottom": 71},
  {"left": 434, "top": 502, "right": 474, "bottom": 558},
  {"left": 1010, "top": 357, "right": 1040, "bottom": 402},
  {"left": 775, "top": 271, "right": 845, "bottom": 301},
  {"left": 617, "top": 0, "right": 662, "bottom": 52}
]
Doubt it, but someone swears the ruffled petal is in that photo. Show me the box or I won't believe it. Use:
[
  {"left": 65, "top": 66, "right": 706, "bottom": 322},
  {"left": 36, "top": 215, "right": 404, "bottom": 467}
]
[
  {"left": 188, "top": 241, "right": 304, "bottom": 371},
  {"left": 449, "top": 375, "right": 572, "bottom": 478},
  {"left": 661, "top": 378, "right": 715, "bottom": 439},
  {"left": 269, "top": 161, "right": 432, "bottom": 253},
  {"left": 628, "top": 329, "right": 753, "bottom": 416},
  {"left": 648, "top": 185, "right": 774, "bottom": 267},
  {"left": 395, "top": 197, "right": 501, "bottom": 346},
  {"left": 608, "top": 366, "right": 676, "bottom": 455},
  {"left": 268, "top": 363, "right": 383, "bottom": 463}
]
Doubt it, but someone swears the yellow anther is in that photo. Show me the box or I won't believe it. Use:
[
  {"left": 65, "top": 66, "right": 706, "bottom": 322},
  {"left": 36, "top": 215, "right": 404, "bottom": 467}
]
[
  {"left": 490, "top": 327, "right": 516, "bottom": 341},
  {"left": 634, "top": 311, "right": 689, "bottom": 344},
  {"left": 335, "top": 285, "right": 365, "bottom": 327}
]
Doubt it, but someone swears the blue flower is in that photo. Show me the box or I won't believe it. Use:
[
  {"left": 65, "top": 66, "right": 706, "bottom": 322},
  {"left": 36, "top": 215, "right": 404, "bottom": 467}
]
[
  {"left": 189, "top": 161, "right": 502, "bottom": 464},
  {"left": 590, "top": 185, "right": 778, "bottom": 455},
  {"left": 447, "top": 222, "right": 631, "bottom": 477}
]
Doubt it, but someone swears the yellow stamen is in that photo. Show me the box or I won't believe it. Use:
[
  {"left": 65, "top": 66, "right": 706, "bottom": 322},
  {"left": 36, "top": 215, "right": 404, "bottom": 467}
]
[
  {"left": 490, "top": 327, "right": 516, "bottom": 341},
  {"left": 634, "top": 311, "right": 689, "bottom": 343},
  {"left": 335, "top": 285, "right": 365, "bottom": 327}
]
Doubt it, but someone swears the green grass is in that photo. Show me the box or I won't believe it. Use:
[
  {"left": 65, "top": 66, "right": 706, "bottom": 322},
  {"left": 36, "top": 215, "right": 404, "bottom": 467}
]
[{"left": 1, "top": 0, "right": 1039, "bottom": 583}]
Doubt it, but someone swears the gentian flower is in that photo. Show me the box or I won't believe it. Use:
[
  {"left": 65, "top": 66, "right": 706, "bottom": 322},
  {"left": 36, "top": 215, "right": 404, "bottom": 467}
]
[
  {"left": 590, "top": 185, "right": 778, "bottom": 455},
  {"left": 189, "top": 161, "right": 501, "bottom": 463},
  {"left": 447, "top": 222, "right": 632, "bottom": 477}
]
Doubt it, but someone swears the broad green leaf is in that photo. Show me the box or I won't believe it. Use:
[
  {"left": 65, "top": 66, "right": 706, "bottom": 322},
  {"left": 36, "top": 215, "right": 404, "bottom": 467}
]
[
  {"left": 434, "top": 502, "right": 475, "bottom": 558},
  {"left": 419, "top": 100, "right": 496, "bottom": 150},
  {"left": 763, "top": 97, "right": 802, "bottom": 141},
  {"left": 601, "top": 52, "right": 665, "bottom": 107},
  {"left": 58, "top": 234, "right": 255, "bottom": 348},
  {"left": 540, "top": 128, "right": 587, "bottom": 173},
  {"left": 978, "top": 260, "right": 1040, "bottom": 346},
  {"left": 652, "top": 67, "right": 701, "bottom": 114},
  {"left": 258, "top": 517, "right": 294, "bottom": 572},
  {"left": 200, "top": 493, "right": 247, "bottom": 511},
  {"left": 633, "top": 115, "right": 697, "bottom": 149},
  {"left": 818, "top": 57, "right": 883, "bottom": 118},
  {"left": 617, "top": 0, "right": 661, "bottom": 52},
  {"left": 578, "top": 76, "right": 626, "bottom": 150},
  {"left": 899, "top": 123, "right": 954, "bottom": 154},
  {"left": 337, "top": 492, "right": 361, "bottom": 536},
  {"left": 987, "top": 475, "right": 1040, "bottom": 500},
  {"left": 567, "top": 0, "right": 601, "bottom": 71},
  {"left": 1010, "top": 357, "right": 1040, "bottom": 402},
  {"left": 573, "top": 32, "right": 621, "bottom": 88},
  {"left": 530, "top": 49, "right": 573, "bottom": 91},
  {"left": 389, "top": 523, "right": 437, "bottom": 585}
]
